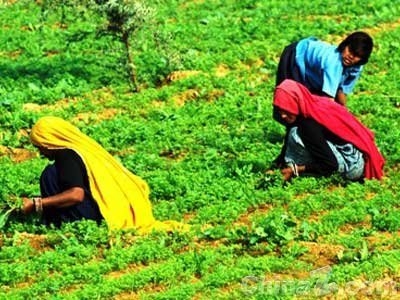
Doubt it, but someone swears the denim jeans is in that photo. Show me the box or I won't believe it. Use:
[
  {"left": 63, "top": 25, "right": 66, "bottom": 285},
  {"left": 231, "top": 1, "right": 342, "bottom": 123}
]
[{"left": 284, "top": 127, "right": 365, "bottom": 180}]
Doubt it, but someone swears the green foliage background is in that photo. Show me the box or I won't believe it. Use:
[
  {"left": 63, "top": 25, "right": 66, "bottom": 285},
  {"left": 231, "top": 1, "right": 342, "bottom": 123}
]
[{"left": 0, "top": 0, "right": 399, "bottom": 299}]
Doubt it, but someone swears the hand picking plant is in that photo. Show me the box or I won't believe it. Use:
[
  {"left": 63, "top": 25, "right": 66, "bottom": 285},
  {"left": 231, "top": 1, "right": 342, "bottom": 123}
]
[{"left": 0, "top": 196, "right": 22, "bottom": 229}]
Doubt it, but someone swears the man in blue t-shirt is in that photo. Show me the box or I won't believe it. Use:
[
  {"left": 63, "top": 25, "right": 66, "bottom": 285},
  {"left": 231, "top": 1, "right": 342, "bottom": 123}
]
[{"left": 275, "top": 31, "right": 373, "bottom": 106}]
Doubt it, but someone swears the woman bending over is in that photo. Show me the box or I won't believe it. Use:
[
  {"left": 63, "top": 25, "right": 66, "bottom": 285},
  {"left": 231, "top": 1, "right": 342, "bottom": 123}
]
[{"left": 273, "top": 79, "right": 384, "bottom": 182}]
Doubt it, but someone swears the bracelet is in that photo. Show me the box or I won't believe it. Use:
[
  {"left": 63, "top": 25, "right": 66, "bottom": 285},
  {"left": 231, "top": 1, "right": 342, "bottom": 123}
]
[
  {"left": 288, "top": 162, "right": 299, "bottom": 177},
  {"left": 32, "top": 197, "right": 43, "bottom": 214},
  {"left": 294, "top": 163, "right": 299, "bottom": 177}
]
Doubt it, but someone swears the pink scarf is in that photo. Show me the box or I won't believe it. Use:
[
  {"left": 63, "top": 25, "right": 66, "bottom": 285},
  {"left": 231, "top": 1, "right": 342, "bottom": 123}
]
[{"left": 273, "top": 79, "right": 385, "bottom": 180}]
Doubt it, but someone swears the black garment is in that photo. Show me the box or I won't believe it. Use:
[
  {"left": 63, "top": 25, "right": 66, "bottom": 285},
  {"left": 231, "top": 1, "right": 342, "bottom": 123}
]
[
  {"left": 55, "top": 149, "right": 89, "bottom": 191},
  {"left": 274, "top": 41, "right": 303, "bottom": 125},
  {"left": 40, "top": 149, "right": 103, "bottom": 227},
  {"left": 296, "top": 118, "right": 346, "bottom": 175},
  {"left": 276, "top": 41, "right": 302, "bottom": 87}
]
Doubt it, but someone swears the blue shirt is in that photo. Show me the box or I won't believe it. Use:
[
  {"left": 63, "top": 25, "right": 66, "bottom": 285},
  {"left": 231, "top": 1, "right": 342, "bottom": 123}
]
[{"left": 295, "top": 37, "right": 362, "bottom": 97}]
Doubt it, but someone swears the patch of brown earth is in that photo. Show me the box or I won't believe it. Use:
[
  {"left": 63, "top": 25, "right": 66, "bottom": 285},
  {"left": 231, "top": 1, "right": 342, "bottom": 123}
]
[
  {"left": 0, "top": 0, "right": 18, "bottom": 5},
  {"left": 339, "top": 217, "right": 372, "bottom": 234},
  {"left": 44, "top": 50, "right": 60, "bottom": 57},
  {"left": 298, "top": 241, "right": 344, "bottom": 268},
  {"left": 113, "top": 282, "right": 168, "bottom": 300},
  {"left": 159, "top": 148, "right": 187, "bottom": 161},
  {"left": 324, "top": 276, "right": 400, "bottom": 300},
  {"left": 0, "top": 49, "right": 22, "bottom": 59},
  {"left": 86, "top": 87, "right": 116, "bottom": 105},
  {"left": 22, "top": 98, "right": 79, "bottom": 112},
  {"left": 366, "top": 18, "right": 400, "bottom": 37},
  {"left": 215, "top": 64, "right": 230, "bottom": 77},
  {"left": 235, "top": 204, "right": 272, "bottom": 227},
  {"left": 73, "top": 108, "right": 120, "bottom": 123},
  {"left": 172, "top": 88, "right": 225, "bottom": 106},
  {"left": 0, "top": 145, "right": 37, "bottom": 162},
  {"left": 23, "top": 88, "right": 115, "bottom": 113},
  {"left": 13, "top": 232, "right": 51, "bottom": 252},
  {"left": 172, "top": 89, "right": 200, "bottom": 106},
  {"left": 206, "top": 89, "right": 225, "bottom": 101},
  {"left": 165, "top": 70, "right": 202, "bottom": 83}
]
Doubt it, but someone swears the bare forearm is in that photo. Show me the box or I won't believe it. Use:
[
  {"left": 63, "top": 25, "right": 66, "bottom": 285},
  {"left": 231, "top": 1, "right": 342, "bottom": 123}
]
[
  {"left": 42, "top": 187, "right": 85, "bottom": 208},
  {"left": 23, "top": 187, "right": 85, "bottom": 214},
  {"left": 297, "top": 165, "right": 306, "bottom": 173},
  {"left": 335, "top": 90, "right": 347, "bottom": 106}
]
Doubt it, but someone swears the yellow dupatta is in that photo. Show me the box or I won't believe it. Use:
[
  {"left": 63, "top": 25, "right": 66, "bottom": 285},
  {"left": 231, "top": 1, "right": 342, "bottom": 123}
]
[{"left": 30, "top": 116, "right": 187, "bottom": 233}]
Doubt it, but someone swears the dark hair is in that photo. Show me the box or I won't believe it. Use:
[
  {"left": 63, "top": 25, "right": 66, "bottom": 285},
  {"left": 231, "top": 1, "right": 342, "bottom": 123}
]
[{"left": 338, "top": 31, "right": 373, "bottom": 65}]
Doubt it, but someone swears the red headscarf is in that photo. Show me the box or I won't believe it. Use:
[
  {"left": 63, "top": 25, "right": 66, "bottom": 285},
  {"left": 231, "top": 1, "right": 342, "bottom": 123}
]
[{"left": 273, "top": 79, "right": 385, "bottom": 180}]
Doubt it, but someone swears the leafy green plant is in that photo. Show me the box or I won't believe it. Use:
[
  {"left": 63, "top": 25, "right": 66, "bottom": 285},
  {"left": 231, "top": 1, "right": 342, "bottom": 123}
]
[
  {"left": 256, "top": 170, "right": 283, "bottom": 189},
  {"left": 337, "top": 241, "right": 370, "bottom": 263},
  {"left": 228, "top": 210, "right": 297, "bottom": 247},
  {"left": 0, "top": 207, "right": 16, "bottom": 229},
  {"left": 0, "top": 196, "right": 22, "bottom": 229},
  {"left": 370, "top": 208, "right": 400, "bottom": 232}
]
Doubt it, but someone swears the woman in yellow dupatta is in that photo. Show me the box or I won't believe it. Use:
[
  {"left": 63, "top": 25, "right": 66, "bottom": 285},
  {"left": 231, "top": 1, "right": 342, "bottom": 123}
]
[{"left": 23, "top": 116, "right": 186, "bottom": 233}]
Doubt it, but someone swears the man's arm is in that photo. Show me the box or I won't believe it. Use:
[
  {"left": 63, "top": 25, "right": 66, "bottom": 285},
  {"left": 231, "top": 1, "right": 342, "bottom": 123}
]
[{"left": 335, "top": 89, "right": 347, "bottom": 106}]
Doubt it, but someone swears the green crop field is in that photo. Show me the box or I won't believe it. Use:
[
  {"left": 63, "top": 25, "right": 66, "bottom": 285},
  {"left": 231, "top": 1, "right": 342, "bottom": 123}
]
[{"left": 1, "top": 0, "right": 399, "bottom": 299}]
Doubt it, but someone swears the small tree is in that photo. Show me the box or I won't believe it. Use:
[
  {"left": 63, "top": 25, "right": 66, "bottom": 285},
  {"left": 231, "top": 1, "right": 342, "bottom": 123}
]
[
  {"left": 37, "top": 0, "right": 157, "bottom": 91},
  {"left": 92, "top": 0, "right": 154, "bottom": 92}
]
